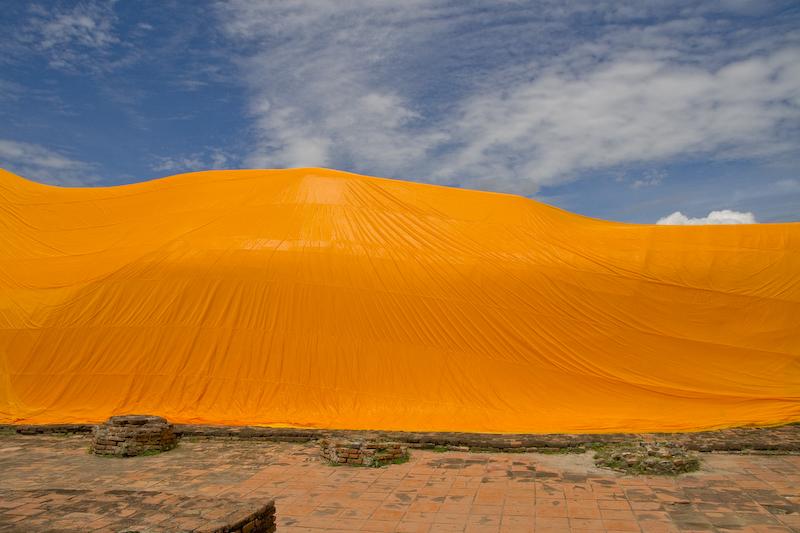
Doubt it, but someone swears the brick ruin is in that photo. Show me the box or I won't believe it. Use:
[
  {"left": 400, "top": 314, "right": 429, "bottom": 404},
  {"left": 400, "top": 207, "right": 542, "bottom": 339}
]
[
  {"left": 91, "top": 415, "right": 178, "bottom": 457},
  {"left": 318, "top": 438, "right": 408, "bottom": 466}
]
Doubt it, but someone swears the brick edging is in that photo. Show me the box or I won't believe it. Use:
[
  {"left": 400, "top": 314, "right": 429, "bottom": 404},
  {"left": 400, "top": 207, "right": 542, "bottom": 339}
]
[
  {"left": 2, "top": 424, "right": 94, "bottom": 434},
  {"left": 5, "top": 423, "right": 800, "bottom": 452}
]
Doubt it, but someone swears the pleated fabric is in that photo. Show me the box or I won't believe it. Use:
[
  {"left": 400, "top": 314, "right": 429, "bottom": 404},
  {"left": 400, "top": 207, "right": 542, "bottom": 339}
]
[{"left": 1, "top": 167, "right": 798, "bottom": 432}]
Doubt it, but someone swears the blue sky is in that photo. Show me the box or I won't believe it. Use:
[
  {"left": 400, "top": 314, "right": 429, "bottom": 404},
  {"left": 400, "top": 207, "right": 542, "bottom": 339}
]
[{"left": 1, "top": 0, "right": 799, "bottom": 224}]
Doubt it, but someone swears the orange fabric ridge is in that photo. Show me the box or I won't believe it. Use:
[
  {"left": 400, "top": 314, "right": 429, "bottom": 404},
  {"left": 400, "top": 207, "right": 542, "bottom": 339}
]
[{"left": 1, "top": 167, "right": 798, "bottom": 433}]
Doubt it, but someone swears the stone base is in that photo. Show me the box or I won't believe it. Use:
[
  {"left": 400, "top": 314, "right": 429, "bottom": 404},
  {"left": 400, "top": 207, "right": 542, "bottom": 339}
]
[
  {"left": 594, "top": 441, "right": 700, "bottom": 475},
  {"left": 319, "top": 438, "right": 408, "bottom": 466},
  {"left": 91, "top": 415, "right": 178, "bottom": 457}
]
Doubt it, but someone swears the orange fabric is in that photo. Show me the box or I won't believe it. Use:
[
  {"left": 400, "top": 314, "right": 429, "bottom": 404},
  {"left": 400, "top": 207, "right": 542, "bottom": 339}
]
[{"left": 1, "top": 167, "right": 798, "bottom": 432}]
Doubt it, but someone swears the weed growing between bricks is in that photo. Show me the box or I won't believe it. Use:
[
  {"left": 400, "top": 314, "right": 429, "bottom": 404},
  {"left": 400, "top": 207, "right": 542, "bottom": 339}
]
[
  {"left": 318, "top": 438, "right": 410, "bottom": 467},
  {"left": 361, "top": 450, "right": 410, "bottom": 468},
  {"left": 320, "top": 452, "right": 407, "bottom": 469},
  {"left": 593, "top": 441, "right": 700, "bottom": 475},
  {"left": 88, "top": 443, "right": 179, "bottom": 458},
  {"left": 536, "top": 445, "right": 596, "bottom": 454}
]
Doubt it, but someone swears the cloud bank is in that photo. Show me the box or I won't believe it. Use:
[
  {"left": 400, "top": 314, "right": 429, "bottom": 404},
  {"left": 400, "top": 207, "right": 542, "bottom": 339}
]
[
  {"left": 0, "top": 1, "right": 797, "bottom": 222},
  {"left": 217, "top": 0, "right": 800, "bottom": 195},
  {"left": 656, "top": 210, "right": 757, "bottom": 225}
]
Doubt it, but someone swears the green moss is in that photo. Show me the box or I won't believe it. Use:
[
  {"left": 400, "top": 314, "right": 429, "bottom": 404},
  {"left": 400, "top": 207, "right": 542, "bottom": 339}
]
[
  {"left": 389, "top": 452, "right": 410, "bottom": 465},
  {"left": 537, "top": 447, "right": 585, "bottom": 455},
  {"left": 593, "top": 443, "right": 700, "bottom": 476},
  {"left": 90, "top": 444, "right": 178, "bottom": 458}
]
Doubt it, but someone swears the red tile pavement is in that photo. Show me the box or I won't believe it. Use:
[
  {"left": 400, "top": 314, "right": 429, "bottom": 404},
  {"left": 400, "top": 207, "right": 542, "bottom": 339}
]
[{"left": 1, "top": 434, "right": 800, "bottom": 532}]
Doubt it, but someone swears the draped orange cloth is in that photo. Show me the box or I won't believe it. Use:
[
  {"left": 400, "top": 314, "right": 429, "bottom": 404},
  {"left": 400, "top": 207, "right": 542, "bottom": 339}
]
[{"left": 1, "top": 167, "right": 798, "bottom": 432}]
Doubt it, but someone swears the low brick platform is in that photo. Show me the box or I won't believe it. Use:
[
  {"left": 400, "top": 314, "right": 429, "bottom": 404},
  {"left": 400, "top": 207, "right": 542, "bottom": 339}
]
[
  {"left": 5, "top": 423, "right": 800, "bottom": 452},
  {"left": 91, "top": 415, "right": 178, "bottom": 457},
  {"left": 0, "top": 488, "right": 275, "bottom": 532}
]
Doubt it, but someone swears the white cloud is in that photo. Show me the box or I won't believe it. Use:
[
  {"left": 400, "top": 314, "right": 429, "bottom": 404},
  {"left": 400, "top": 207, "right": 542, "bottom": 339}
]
[
  {"left": 441, "top": 46, "right": 800, "bottom": 188},
  {"left": 18, "top": 1, "right": 119, "bottom": 71},
  {"left": 0, "top": 78, "right": 25, "bottom": 101},
  {"left": 151, "top": 149, "right": 236, "bottom": 174},
  {"left": 219, "top": 0, "right": 445, "bottom": 175},
  {"left": 656, "top": 209, "right": 757, "bottom": 224},
  {"left": 0, "top": 139, "right": 89, "bottom": 170},
  {"left": 216, "top": 2, "right": 800, "bottom": 196},
  {"left": 0, "top": 139, "right": 103, "bottom": 186},
  {"left": 776, "top": 179, "right": 799, "bottom": 191}
]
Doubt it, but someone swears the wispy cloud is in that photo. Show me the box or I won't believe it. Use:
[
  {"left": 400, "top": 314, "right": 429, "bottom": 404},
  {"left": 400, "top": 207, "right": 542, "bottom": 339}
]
[
  {"left": 217, "top": 1, "right": 800, "bottom": 197},
  {"left": 0, "top": 78, "right": 25, "bottom": 101},
  {"left": 151, "top": 149, "right": 236, "bottom": 174},
  {"left": 0, "top": 0, "right": 796, "bottom": 223},
  {"left": 443, "top": 46, "right": 800, "bottom": 190},
  {"left": 656, "top": 209, "right": 757, "bottom": 225},
  {"left": 776, "top": 179, "right": 800, "bottom": 191},
  {"left": 631, "top": 170, "right": 667, "bottom": 190},
  {"left": 16, "top": 1, "right": 120, "bottom": 72},
  {"left": 0, "top": 139, "right": 103, "bottom": 186},
  {"left": 219, "top": 0, "right": 446, "bottom": 174}
]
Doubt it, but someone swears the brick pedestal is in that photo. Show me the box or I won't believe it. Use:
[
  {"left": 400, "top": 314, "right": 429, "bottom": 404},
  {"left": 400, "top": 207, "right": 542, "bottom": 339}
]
[{"left": 91, "top": 415, "right": 177, "bottom": 457}]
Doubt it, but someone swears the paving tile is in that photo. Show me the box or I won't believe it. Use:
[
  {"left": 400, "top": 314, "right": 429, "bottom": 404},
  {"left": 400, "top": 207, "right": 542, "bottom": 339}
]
[
  {"left": 498, "top": 524, "right": 534, "bottom": 533},
  {"left": 396, "top": 522, "right": 432, "bottom": 532},
  {"left": 438, "top": 503, "right": 472, "bottom": 515},
  {"left": 410, "top": 501, "right": 441, "bottom": 513},
  {"left": 435, "top": 512, "right": 469, "bottom": 524},
  {"left": 2, "top": 433, "right": 800, "bottom": 533},
  {"left": 603, "top": 509, "right": 639, "bottom": 520},
  {"left": 603, "top": 519, "right": 643, "bottom": 531},
  {"left": 571, "top": 517, "right": 606, "bottom": 529},
  {"left": 638, "top": 523, "right": 681, "bottom": 533},
  {"left": 428, "top": 524, "right": 466, "bottom": 532},
  {"left": 569, "top": 506, "right": 603, "bottom": 519},
  {"left": 371, "top": 508, "right": 406, "bottom": 521},
  {"left": 361, "top": 519, "right": 402, "bottom": 531},
  {"left": 601, "top": 499, "right": 635, "bottom": 509},
  {"left": 534, "top": 517, "right": 570, "bottom": 528},
  {"left": 466, "top": 514, "right": 500, "bottom": 526},
  {"left": 470, "top": 505, "right": 502, "bottom": 515},
  {"left": 328, "top": 517, "right": 367, "bottom": 530},
  {"left": 463, "top": 525, "right": 499, "bottom": 533}
]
